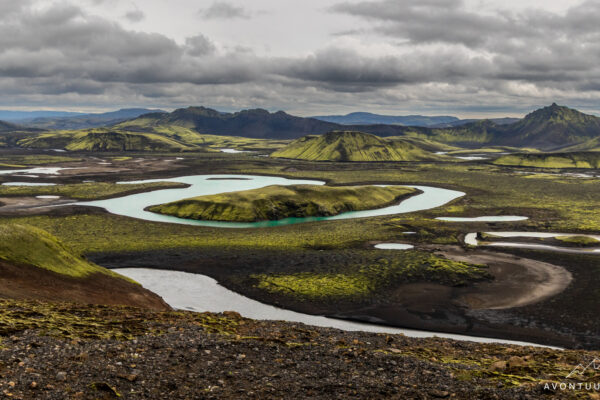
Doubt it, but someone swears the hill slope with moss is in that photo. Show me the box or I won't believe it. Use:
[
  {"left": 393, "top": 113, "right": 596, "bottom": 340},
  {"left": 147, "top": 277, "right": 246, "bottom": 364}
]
[
  {"left": 493, "top": 152, "right": 600, "bottom": 168},
  {"left": 149, "top": 184, "right": 417, "bottom": 222},
  {"left": 271, "top": 131, "right": 438, "bottom": 161},
  {"left": 0, "top": 224, "right": 168, "bottom": 309},
  {"left": 495, "top": 103, "right": 600, "bottom": 149},
  {"left": 18, "top": 128, "right": 195, "bottom": 152},
  {"left": 405, "top": 104, "right": 600, "bottom": 150}
]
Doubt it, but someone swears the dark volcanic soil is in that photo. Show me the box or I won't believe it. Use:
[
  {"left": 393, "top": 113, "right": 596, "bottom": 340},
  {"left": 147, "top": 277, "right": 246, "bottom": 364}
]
[
  {"left": 89, "top": 245, "right": 593, "bottom": 349},
  {"left": 0, "top": 299, "right": 595, "bottom": 399}
]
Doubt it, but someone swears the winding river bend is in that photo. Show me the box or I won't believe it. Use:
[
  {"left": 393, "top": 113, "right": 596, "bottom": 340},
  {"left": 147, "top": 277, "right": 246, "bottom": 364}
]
[
  {"left": 78, "top": 175, "right": 559, "bottom": 346},
  {"left": 114, "top": 268, "right": 551, "bottom": 347},
  {"left": 80, "top": 174, "right": 466, "bottom": 228}
]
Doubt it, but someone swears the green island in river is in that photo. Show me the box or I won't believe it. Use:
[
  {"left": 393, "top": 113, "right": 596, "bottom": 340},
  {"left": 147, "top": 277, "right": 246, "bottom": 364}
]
[{"left": 148, "top": 184, "right": 417, "bottom": 222}]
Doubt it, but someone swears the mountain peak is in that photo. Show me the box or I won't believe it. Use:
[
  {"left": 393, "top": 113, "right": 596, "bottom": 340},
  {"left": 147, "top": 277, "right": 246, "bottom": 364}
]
[{"left": 498, "top": 104, "right": 600, "bottom": 149}]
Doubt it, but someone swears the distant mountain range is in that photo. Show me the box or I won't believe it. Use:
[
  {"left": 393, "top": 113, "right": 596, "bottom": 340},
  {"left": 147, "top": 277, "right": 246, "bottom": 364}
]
[
  {"left": 312, "top": 112, "right": 459, "bottom": 127},
  {"left": 0, "top": 110, "right": 84, "bottom": 121},
  {"left": 311, "top": 112, "right": 522, "bottom": 128},
  {"left": 117, "top": 107, "right": 341, "bottom": 139},
  {"left": 17, "top": 108, "right": 165, "bottom": 130},
  {"left": 429, "top": 117, "right": 521, "bottom": 128},
  {"left": 2, "top": 103, "right": 600, "bottom": 152}
]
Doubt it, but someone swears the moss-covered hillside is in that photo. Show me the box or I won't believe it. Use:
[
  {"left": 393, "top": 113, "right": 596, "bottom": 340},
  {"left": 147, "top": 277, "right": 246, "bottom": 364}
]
[
  {"left": 0, "top": 224, "right": 169, "bottom": 310},
  {"left": 18, "top": 129, "right": 195, "bottom": 152},
  {"left": 0, "top": 224, "right": 129, "bottom": 280},
  {"left": 493, "top": 152, "right": 600, "bottom": 168},
  {"left": 271, "top": 131, "right": 437, "bottom": 161},
  {"left": 149, "top": 184, "right": 416, "bottom": 222}
]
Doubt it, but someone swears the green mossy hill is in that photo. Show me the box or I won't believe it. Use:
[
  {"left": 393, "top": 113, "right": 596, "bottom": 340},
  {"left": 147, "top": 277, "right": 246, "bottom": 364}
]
[
  {"left": 18, "top": 129, "right": 194, "bottom": 152},
  {"left": 493, "top": 152, "right": 600, "bottom": 168},
  {"left": 560, "top": 136, "right": 600, "bottom": 152},
  {"left": 0, "top": 224, "right": 132, "bottom": 281},
  {"left": 408, "top": 104, "right": 600, "bottom": 150},
  {"left": 115, "top": 123, "right": 288, "bottom": 151},
  {"left": 149, "top": 184, "right": 417, "bottom": 222},
  {"left": 271, "top": 131, "right": 436, "bottom": 161},
  {"left": 496, "top": 103, "right": 600, "bottom": 149}
]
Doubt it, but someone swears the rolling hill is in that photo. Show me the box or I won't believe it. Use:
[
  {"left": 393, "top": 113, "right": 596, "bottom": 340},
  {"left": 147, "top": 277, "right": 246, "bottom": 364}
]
[
  {"left": 493, "top": 152, "right": 600, "bottom": 169},
  {"left": 559, "top": 137, "right": 600, "bottom": 152},
  {"left": 408, "top": 104, "right": 600, "bottom": 150},
  {"left": 20, "top": 108, "right": 165, "bottom": 130},
  {"left": 0, "top": 120, "right": 45, "bottom": 147},
  {"left": 18, "top": 129, "right": 195, "bottom": 152},
  {"left": 0, "top": 224, "right": 169, "bottom": 309},
  {"left": 493, "top": 103, "right": 600, "bottom": 149},
  {"left": 271, "top": 131, "right": 439, "bottom": 161}
]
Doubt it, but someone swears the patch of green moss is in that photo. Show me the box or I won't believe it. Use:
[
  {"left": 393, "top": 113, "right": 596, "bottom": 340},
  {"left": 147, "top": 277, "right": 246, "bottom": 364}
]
[
  {"left": 0, "top": 299, "right": 244, "bottom": 340},
  {"left": 0, "top": 181, "right": 187, "bottom": 200},
  {"left": 253, "top": 273, "right": 372, "bottom": 299},
  {"left": 0, "top": 155, "right": 80, "bottom": 165},
  {"left": 555, "top": 236, "right": 600, "bottom": 246},
  {"left": 252, "top": 252, "right": 490, "bottom": 301},
  {"left": 494, "top": 152, "right": 600, "bottom": 169}
]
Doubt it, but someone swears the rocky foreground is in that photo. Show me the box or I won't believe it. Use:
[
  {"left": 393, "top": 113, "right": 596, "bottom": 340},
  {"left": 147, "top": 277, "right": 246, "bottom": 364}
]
[{"left": 0, "top": 299, "right": 598, "bottom": 399}]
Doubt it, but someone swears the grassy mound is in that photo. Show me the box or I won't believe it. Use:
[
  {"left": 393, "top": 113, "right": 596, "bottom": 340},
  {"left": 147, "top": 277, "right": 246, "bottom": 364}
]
[
  {"left": 271, "top": 131, "right": 436, "bottom": 162},
  {"left": 18, "top": 129, "right": 194, "bottom": 152},
  {"left": 0, "top": 224, "right": 131, "bottom": 281},
  {"left": 149, "top": 184, "right": 417, "bottom": 222},
  {"left": 493, "top": 152, "right": 600, "bottom": 168}
]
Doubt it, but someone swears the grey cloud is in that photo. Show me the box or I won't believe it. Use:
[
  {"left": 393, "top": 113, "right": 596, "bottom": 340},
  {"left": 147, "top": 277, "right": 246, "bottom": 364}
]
[
  {"left": 328, "top": 0, "right": 600, "bottom": 91},
  {"left": 1, "top": 1, "right": 600, "bottom": 115},
  {"left": 0, "top": 3, "right": 259, "bottom": 87},
  {"left": 200, "top": 2, "right": 250, "bottom": 20},
  {"left": 275, "top": 47, "right": 495, "bottom": 92},
  {"left": 185, "top": 35, "right": 217, "bottom": 56},
  {"left": 124, "top": 9, "right": 145, "bottom": 22}
]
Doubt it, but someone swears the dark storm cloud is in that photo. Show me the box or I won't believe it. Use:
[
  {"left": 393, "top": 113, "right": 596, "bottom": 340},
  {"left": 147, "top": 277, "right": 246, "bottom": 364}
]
[
  {"left": 275, "top": 47, "right": 494, "bottom": 92},
  {"left": 0, "top": 2, "right": 260, "bottom": 89},
  {"left": 200, "top": 2, "right": 250, "bottom": 20},
  {"left": 1, "top": 0, "right": 600, "bottom": 113},
  {"left": 327, "top": 0, "right": 600, "bottom": 90}
]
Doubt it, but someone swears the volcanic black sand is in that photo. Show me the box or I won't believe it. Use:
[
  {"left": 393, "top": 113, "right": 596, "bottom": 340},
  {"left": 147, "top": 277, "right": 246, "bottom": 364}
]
[{"left": 90, "top": 243, "right": 591, "bottom": 349}]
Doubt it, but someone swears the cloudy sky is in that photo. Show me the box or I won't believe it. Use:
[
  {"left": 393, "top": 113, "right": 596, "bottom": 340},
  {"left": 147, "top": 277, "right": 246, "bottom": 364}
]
[{"left": 1, "top": 0, "right": 599, "bottom": 117}]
